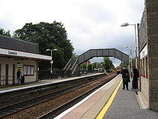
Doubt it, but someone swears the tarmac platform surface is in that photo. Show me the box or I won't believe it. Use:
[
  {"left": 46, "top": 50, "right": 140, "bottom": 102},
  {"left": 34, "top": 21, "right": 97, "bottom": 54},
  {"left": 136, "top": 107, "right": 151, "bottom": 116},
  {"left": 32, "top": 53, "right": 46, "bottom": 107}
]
[
  {"left": 103, "top": 84, "right": 158, "bottom": 119},
  {"left": 55, "top": 75, "right": 158, "bottom": 119}
]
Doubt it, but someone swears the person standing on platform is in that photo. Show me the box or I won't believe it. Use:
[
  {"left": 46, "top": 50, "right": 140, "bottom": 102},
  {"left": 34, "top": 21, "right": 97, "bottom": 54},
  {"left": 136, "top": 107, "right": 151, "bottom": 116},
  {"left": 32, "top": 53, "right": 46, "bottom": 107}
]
[
  {"left": 121, "top": 66, "right": 130, "bottom": 90},
  {"left": 17, "top": 69, "right": 22, "bottom": 84},
  {"left": 132, "top": 66, "right": 139, "bottom": 89}
]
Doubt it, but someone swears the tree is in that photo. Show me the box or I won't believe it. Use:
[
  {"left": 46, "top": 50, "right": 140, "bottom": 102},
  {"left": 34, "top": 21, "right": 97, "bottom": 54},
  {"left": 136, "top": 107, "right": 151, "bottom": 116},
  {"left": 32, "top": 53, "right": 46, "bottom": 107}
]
[
  {"left": 88, "top": 64, "right": 94, "bottom": 72},
  {"left": 0, "top": 28, "right": 11, "bottom": 37},
  {"left": 13, "top": 21, "right": 74, "bottom": 69},
  {"left": 103, "top": 57, "right": 114, "bottom": 72},
  {"left": 120, "top": 62, "right": 128, "bottom": 67}
]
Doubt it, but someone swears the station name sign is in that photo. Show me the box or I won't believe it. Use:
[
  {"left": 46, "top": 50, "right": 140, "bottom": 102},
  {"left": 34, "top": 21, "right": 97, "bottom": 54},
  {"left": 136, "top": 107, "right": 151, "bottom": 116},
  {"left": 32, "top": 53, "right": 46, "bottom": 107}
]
[
  {"left": 8, "top": 51, "right": 18, "bottom": 55},
  {"left": 0, "top": 48, "right": 52, "bottom": 61},
  {"left": 140, "top": 45, "right": 148, "bottom": 59}
]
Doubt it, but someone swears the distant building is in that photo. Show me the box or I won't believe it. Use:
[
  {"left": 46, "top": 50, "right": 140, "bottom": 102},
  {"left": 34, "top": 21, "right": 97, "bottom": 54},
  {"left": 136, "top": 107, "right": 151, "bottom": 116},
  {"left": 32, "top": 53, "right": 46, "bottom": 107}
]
[{"left": 0, "top": 35, "right": 51, "bottom": 86}]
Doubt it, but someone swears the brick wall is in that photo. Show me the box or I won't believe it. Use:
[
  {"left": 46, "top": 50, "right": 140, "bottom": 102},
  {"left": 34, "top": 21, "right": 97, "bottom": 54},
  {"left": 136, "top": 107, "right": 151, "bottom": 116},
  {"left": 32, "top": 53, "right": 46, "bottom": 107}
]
[
  {"left": 139, "top": 2, "right": 149, "bottom": 109},
  {"left": 139, "top": 11, "right": 148, "bottom": 51},
  {"left": 146, "top": 0, "right": 158, "bottom": 111},
  {"left": 139, "top": 0, "right": 158, "bottom": 111}
]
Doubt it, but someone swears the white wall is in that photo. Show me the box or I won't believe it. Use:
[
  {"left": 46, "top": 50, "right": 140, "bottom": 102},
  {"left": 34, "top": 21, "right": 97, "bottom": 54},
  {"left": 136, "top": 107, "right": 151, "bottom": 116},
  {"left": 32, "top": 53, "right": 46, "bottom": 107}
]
[{"left": 0, "top": 57, "right": 37, "bottom": 85}]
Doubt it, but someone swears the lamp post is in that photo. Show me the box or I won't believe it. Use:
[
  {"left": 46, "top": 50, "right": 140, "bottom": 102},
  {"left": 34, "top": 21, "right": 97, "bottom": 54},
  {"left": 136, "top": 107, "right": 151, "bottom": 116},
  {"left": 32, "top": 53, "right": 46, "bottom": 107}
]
[
  {"left": 121, "top": 22, "right": 138, "bottom": 68},
  {"left": 124, "top": 46, "right": 133, "bottom": 74},
  {"left": 46, "top": 49, "right": 57, "bottom": 73}
]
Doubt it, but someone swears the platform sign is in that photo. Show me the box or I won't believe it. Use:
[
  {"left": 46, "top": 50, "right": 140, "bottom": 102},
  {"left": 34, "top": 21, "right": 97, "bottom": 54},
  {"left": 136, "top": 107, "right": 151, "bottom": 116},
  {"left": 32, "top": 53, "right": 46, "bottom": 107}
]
[
  {"left": 17, "top": 62, "right": 23, "bottom": 68},
  {"left": 0, "top": 48, "right": 52, "bottom": 61},
  {"left": 140, "top": 45, "right": 148, "bottom": 59}
]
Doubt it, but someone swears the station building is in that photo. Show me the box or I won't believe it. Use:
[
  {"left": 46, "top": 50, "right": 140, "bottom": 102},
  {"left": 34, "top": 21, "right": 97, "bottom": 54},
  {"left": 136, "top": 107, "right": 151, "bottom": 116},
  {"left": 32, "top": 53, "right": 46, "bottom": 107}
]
[
  {"left": 139, "top": 0, "right": 158, "bottom": 112},
  {"left": 0, "top": 35, "right": 51, "bottom": 86}
]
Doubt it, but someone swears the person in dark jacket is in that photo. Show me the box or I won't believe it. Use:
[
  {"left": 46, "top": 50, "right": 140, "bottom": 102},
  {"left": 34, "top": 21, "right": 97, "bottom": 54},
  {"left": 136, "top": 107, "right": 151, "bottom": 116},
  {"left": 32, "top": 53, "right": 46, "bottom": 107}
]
[
  {"left": 132, "top": 66, "right": 139, "bottom": 89},
  {"left": 121, "top": 66, "right": 130, "bottom": 90},
  {"left": 17, "top": 69, "right": 22, "bottom": 84}
]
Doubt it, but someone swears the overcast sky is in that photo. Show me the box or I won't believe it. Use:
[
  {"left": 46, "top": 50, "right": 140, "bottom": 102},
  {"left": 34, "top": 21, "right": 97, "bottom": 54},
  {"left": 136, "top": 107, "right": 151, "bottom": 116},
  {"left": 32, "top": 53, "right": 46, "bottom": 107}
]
[{"left": 0, "top": 0, "right": 145, "bottom": 66}]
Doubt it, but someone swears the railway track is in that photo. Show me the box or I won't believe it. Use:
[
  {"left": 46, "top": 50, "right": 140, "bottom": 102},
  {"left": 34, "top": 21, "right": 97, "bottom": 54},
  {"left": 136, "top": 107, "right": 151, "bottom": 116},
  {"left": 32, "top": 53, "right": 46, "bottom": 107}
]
[{"left": 0, "top": 73, "right": 117, "bottom": 119}]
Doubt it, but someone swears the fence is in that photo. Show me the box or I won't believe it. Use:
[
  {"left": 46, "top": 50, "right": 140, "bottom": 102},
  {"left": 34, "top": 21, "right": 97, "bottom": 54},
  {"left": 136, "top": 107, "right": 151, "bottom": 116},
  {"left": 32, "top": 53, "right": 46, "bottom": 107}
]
[
  {"left": 0, "top": 76, "right": 15, "bottom": 86},
  {"left": 38, "top": 70, "right": 72, "bottom": 80}
]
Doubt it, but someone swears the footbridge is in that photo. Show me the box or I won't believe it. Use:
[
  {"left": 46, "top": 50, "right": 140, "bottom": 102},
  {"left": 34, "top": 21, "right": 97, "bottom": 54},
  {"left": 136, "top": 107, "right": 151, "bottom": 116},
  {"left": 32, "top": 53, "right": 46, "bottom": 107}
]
[{"left": 63, "top": 48, "right": 129, "bottom": 76}]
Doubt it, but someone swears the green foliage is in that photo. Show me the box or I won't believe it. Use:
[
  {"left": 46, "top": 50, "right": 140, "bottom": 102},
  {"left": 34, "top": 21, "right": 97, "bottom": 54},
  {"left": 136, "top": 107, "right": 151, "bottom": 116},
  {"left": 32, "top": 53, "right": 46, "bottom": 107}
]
[
  {"left": 0, "top": 28, "right": 11, "bottom": 37},
  {"left": 79, "top": 57, "right": 115, "bottom": 73},
  {"left": 120, "top": 62, "right": 128, "bottom": 67},
  {"left": 13, "top": 21, "right": 74, "bottom": 69},
  {"left": 88, "top": 64, "right": 93, "bottom": 72},
  {"left": 80, "top": 62, "right": 88, "bottom": 70},
  {"left": 103, "top": 57, "right": 114, "bottom": 72}
]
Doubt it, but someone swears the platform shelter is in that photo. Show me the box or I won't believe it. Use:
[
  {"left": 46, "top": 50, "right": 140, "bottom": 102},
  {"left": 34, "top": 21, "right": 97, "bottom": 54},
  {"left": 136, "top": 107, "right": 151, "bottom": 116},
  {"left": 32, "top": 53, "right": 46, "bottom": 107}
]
[{"left": 0, "top": 35, "right": 51, "bottom": 86}]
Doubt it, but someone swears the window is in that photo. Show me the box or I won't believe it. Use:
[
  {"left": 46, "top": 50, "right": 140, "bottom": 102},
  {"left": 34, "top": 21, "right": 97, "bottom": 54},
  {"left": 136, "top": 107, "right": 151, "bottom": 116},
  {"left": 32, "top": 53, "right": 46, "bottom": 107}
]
[
  {"left": 140, "top": 57, "right": 148, "bottom": 78},
  {"left": 23, "top": 65, "right": 34, "bottom": 76}
]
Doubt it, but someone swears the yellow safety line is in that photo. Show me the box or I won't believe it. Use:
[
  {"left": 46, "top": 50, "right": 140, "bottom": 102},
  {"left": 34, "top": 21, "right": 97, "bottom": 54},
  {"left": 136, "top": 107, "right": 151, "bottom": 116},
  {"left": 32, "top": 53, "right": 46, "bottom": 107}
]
[{"left": 96, "top": 80, "right": 122, "bottom": 119}]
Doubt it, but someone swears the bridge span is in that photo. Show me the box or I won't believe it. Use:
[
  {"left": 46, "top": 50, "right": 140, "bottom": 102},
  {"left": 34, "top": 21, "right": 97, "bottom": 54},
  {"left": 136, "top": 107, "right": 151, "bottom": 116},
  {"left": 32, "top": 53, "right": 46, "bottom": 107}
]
[
  {"left": 64, "top": 48, "right": 129, "bottom": 76},
  {"left": 78, "top": 48, "right": 129, "bottom": 64}
]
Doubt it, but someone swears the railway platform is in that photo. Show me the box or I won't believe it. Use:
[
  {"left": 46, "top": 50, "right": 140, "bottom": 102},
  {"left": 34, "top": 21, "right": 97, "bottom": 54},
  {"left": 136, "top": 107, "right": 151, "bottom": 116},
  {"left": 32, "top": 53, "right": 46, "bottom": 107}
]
[
  {"left": 55, "top": 75, "right": 158, "bottom": 119},
  {"left": 0, "top": 73, "right": 102, "bottom": 93},
  {"left": 0, "top": 74, "right": 158, "bottom": 119}
]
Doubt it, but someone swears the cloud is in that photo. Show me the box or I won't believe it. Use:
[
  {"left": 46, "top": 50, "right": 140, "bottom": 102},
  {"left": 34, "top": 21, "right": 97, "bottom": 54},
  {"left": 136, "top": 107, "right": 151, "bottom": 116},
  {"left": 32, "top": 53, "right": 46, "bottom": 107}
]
[{"left": 0, "top": 0, "right": 145, "bottom": 66}]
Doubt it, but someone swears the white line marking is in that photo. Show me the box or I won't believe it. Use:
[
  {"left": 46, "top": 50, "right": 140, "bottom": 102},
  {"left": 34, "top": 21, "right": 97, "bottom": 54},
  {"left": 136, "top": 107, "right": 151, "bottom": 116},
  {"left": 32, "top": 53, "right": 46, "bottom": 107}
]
[{"left": 54, "top": 75, "right": 119, "bottom": 119}]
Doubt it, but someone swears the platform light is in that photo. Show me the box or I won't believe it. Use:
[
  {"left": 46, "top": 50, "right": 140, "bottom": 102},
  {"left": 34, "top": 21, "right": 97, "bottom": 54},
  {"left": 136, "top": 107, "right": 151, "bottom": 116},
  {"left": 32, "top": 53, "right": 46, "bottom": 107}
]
[
  {"left": 46, "top": 49, "right": 57, "bottom": 73},
  {"left": 121, "top": 22, "right": 138, "bottom": 68}
]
